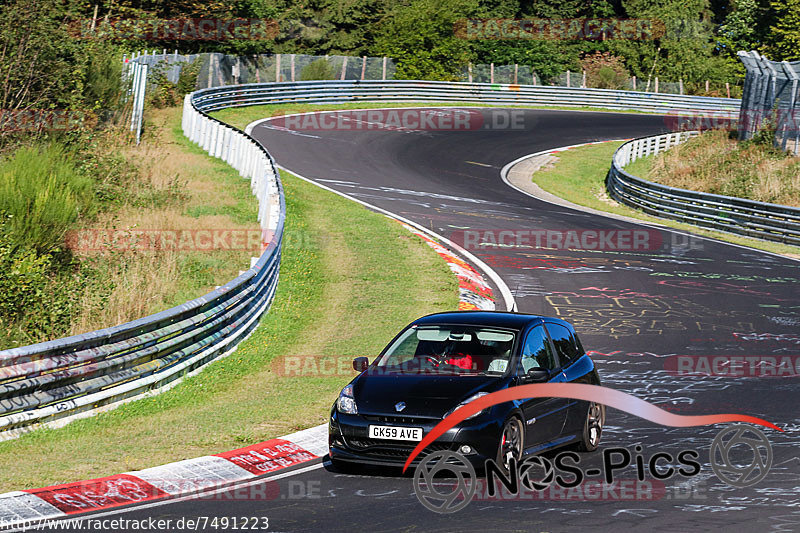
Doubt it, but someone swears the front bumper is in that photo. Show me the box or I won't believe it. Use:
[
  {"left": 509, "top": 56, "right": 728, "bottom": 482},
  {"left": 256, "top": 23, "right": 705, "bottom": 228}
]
[{"left": 328, "top": 405, "right": 503, "bottom": 469}]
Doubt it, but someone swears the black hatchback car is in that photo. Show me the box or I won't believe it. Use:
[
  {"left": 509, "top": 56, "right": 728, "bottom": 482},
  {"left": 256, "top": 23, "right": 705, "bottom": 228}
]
[{"left": 328, "top": 311, "right": 604, "bottom": 471}]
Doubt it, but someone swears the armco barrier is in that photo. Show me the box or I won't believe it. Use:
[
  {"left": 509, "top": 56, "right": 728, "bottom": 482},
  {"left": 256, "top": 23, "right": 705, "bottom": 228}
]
[
  {"left": 189, "top": 79, "right": 740, "bottom": 114},
  {"left": 0, "top": 79, "right": 741, "bottom": 440},
  {"left": 607, "top": 132, "right": 800, "bottom": 245}
]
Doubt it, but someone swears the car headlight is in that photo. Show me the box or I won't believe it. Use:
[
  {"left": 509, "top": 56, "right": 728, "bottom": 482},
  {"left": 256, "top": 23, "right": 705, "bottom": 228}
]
[
  {"left": 444, "top": 392, "right": 489, "bottom": 420},
  {"left": 337, "top": 384, "right": 358, "bottom": 414}
]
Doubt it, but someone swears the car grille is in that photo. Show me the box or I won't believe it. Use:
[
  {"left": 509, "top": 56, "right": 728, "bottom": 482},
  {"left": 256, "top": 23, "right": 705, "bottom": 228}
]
[
  {"left": 362, "top": 415, "right": 439, "bottom": 425},
  {"left": 346, "top": 438, "right": 453, "bottom": 458}
]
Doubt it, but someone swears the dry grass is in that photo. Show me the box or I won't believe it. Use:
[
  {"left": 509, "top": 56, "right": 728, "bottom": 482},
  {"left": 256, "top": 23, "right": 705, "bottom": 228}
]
[
  {"left": 67, "top": 107, "right": 258, "bottom": 335},
  {"left": 647, "top": 129, "right": 800, "bottom": 207},
  {"left": 69, "top": 250, "right": 181, "bottom": 335}
]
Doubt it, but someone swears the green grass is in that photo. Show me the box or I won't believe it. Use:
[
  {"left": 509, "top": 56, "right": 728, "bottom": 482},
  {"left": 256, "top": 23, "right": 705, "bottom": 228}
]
[
  {"left": 210, "top": 101, "right": 655, "bottom": 131},
  {"left": 173, "top": 120, "right": 260, "bottom": 226},
  {"left": 0, "top": 145, "right": 95, "bottom": 254},
  {"left": 532, "top": 142, "right": 800, "bottom": 257},
  {"left": 0, "top": 166, "right": 458, "bottom": 491},
  {"left": 622, "top": 152, "right": 652, "bottom": 179}
]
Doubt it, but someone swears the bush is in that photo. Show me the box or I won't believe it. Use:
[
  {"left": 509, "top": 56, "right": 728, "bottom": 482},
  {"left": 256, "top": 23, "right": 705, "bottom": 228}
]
[
  {"left": 0, "top": 215, "right": 52, "bottom": 324},
  {"left": 148, "top": 58, "right": 202, "bottom": 108},
  {"left": 0, "top": 145, "right": 94, "bottom": 254},
  {"left": 0, "top": 213, "right": 88, "bottom": 347},
  {"left": 299, "top": 59, "right": 335, "bottom": 81},
  {"left": 580, "top": 52, "right": 629, "bottom": 90}
]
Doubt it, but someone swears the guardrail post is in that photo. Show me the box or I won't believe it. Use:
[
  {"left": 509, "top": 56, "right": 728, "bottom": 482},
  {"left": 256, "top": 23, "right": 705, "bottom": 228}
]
[
  {"left": 214, "top": 123, "right": 224, "bottom": 158},
  {"left": 209, "top": 121, "right": 219, "bottom": 156}
]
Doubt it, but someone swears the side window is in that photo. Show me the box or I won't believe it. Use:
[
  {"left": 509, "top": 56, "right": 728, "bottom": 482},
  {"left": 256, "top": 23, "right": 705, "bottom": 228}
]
[
  {"left": 546, "top": 323, "right": 581, "bottom": 365},
  {"left": 519, "top": 326, "right": 556, "bottom": 373}
]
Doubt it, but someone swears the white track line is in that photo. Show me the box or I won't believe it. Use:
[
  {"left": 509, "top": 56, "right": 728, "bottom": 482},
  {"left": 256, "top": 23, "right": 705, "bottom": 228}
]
[{"left": 247, "top": 112, "right": 517, "bottom": 311}]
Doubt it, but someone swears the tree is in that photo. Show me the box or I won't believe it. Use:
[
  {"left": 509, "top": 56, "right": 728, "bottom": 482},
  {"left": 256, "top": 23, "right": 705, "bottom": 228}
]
[
  {"left": 611, "top": 0, "right": 737, "bottom": 86},
  {"left": 763, "top": 0, "right": 800, "bottom": 60},
  {"left": 372, "top": 0, "right": 480, "bottom": 80}
]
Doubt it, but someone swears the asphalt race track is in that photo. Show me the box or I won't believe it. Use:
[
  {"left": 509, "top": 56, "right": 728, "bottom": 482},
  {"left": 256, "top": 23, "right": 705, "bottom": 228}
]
[{"left": 66, "top": 109, "right": 800, "bottom": 532}]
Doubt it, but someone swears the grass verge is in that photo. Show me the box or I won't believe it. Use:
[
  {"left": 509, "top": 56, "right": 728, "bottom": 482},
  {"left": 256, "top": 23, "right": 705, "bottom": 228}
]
[
  {"left": 625, "top": 129, "right": 800, "bottom": 207},
  {"left": 68, "top": 107, "right": 261, "bottom": 335},
  {"left": 531, "top": 141, "right": 800, "bottom": 258},
  {"left": 0, "top": 106, "right": 261, "bottom": 348},
  {"left": 210, "top": 101, "right": 656, "bottom": 131},
  {"left": 0, "top": 161, "right": 457, "bottom": 492}
]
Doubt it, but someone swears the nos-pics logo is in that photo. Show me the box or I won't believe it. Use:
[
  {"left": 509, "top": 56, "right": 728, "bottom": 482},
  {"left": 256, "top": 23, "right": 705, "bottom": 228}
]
[{"left": 413, "top": 424, "right": 773, "bottom": 513}]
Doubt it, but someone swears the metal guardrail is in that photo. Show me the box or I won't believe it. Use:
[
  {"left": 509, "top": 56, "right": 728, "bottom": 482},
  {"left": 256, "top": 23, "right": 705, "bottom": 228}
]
[
  {"left": 0, "top": 92, "right": 285, "bottom": 440},
  {"left": 607, "top": 132, "right": 800, "bottom": 246},
  {"left": 190, "top": 79, "right": 740, "bottom": 114},
  {"left": 0, "top": 79, "right": 742, "bottom": 440}
]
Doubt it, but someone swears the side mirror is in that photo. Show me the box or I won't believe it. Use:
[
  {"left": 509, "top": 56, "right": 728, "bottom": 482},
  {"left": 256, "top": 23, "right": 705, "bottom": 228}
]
[
  {"left": 525, "top": 368, "right": 550, "bottom": 383},
  {"left": 353, "top": 357, "right": 369, "bottom": 372}
]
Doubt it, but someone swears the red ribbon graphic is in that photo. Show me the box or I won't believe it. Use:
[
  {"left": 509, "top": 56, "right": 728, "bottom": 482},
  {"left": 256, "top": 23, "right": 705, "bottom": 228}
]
[{"left": 402, "top": 383, "right": 782, "bottom": 472}]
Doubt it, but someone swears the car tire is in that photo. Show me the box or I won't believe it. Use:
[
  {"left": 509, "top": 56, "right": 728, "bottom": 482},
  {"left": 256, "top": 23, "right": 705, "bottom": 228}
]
[
  {"left": 496, "top": 417, "right": 524, "bottom": 473},
  {"left": 576, "top": 402, "right": 604, "bottom": 452}
]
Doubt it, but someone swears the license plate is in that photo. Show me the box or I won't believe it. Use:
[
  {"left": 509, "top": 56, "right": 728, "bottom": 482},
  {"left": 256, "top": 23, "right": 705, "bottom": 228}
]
[{"left": 368, "top": 425, "right": 423, "bottom": 441}]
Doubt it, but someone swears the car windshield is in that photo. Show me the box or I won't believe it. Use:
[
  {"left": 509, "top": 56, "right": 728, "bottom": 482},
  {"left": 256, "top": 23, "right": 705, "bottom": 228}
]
[{"left": 376, "top": 325, "right": 517, "bottom": 375}]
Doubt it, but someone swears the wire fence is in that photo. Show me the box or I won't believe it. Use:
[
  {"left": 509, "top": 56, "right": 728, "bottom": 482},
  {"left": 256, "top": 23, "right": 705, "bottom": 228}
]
[
  {"left": 123, "top": 51, "right": 397, "bottom": 88},
  {"left": 463, "top": 63, "right": 737, "bottom": 97},
  {"left": 123, "top": 50, "right": 729, "bottom": 96},
  {"left": 738, "top": 50, "right": 800, "bottom": 155}
]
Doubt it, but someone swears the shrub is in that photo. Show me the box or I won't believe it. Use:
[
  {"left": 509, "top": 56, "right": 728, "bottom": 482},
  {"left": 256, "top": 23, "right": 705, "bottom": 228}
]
[
  {"left": 300, "top": 59, "right": 336, "bottom": 81},
  {"left": 148, "top": 58, "right": 202, "bottom": 109},
  {"left": 580, "top": 52, "right": 629, "bottom": 90},
  {"left": 0, "top": 213, "right": 87, "bottom": 346},
  {"left": 0, "top": 145, "right": 94, "bottom": 254}
]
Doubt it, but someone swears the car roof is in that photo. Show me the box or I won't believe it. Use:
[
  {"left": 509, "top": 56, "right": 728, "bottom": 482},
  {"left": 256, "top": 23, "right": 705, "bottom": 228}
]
[{"left": 411, "top": 310, "right": 571, "bottom": 330}]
